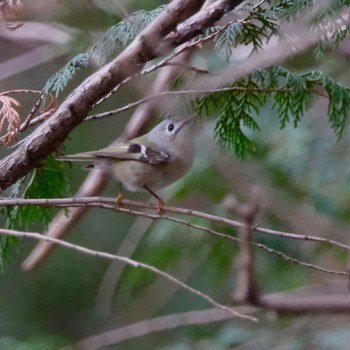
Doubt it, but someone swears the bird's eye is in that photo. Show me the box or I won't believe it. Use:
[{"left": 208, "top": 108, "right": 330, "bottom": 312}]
[{"left": 167, "top": 123, "right": 174, "bottom": 132}]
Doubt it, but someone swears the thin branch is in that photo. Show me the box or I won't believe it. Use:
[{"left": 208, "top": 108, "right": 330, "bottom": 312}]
[
  {"left": 70, "top": 283, "right": 350, "bottom": 350},
  {"left": 252, "top": 240, "right": 346, "bottom": 277},
  {"left": 138, "top": 18, "right": 246, "bottom": 76},
  {"left": 252, "top": 0, "right": 267, "bottom": 10},
  {"left": 0, "top": 89, "right": 43, "bottom": 96},
  {"left": 90, "top": 77, "right": 133, "bottom": 111},
  {"left": 0, "top": 196, "right": 345, "bottom": 276},
  {"left": 0, "top": 227, "right": 257, "bottom": 322},
  {"left": 19, "top": 94, "right": 46, "bottom": 132},
  {"left": 69, "top": 308, "right": 241, "bottom": 350},
  {"left": 114, "top": 198, "right": 350, "bottom": 250},
  {"left": 20, "top": 110, "right": 54, "bottom": 131},
  {"left": 85, "top": 86, "right": 327, "bottom": 122},
  {"left": 258, "top": 292, "right": 350, "bottom": 312},
  {"left": 1, "top": 196, "right": 349, "bottom": 251},
  {"left": 71, "top": 282, "right": 350, "bottom": 350}
]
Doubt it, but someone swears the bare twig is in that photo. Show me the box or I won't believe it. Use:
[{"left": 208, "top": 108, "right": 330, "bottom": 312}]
[
  {"left": 0, "top": 197, "right": 348, "bottom": 252},
  {"left": 70, "top": 281, "right": 350, "bottom": 350},
  {"left": 67, "top": 281, "right": 350, "bottom": 350},
  {"left": 0, "top": 227, "right": 257, "bottom": 322},
  {"left": 68, "top": 307, "right": 246, "bottom": 350},
  {"left": 136, "top": 18, "right": 245, "bottom": 77},
  {"left": 0, "top": 196, "right": 345, "bottom": 276},
  {"left": 0, "top": 89, "right": 42, "bottom": 96},
  {"left": 19, "top": 94, "right": 46, "bottom": 132},
  {"left": 85, "top": 86, "right": 327, "bottom": 122},
  {"left": 252, "top": 240, "right": 346, "bottom": 277},
  {"left": 252, "top": 0, "right": 267, "bottom": 10},
  {"left": 258, "top": 291, "right": 350, "bottom": 312}
]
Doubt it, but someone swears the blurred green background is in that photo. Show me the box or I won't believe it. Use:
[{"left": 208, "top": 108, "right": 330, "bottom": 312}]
[{"left": 1, "top": 1, "right": 350, "bottom": 349}]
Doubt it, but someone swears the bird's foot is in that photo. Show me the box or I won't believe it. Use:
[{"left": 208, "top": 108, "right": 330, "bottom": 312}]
[
  {"left": 157, "top": 199, "right": 165, "bottom": 214},
  {"left": 115, "top": 192, "right": 124, "bottom": 208}
]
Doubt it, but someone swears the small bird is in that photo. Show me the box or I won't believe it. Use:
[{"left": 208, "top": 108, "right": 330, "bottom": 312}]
[{"left": 59, "top": 118, "right": 195, "bottom": 210}]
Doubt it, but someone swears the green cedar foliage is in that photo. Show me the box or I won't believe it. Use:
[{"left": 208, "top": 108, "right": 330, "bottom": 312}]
[
  {"left": 90, "top": 5, "right": 166, "bottom": 65},
  {"left": 191, "top": 0, "right": 350, "bottom": 157},
  {"left": 8, "top": 156, "right": 70, "bottom": 229},
  {"left": 41, "top": 5, "right": 166, "bottom": 103},
  {"left": 194, "top": 67, "right": 350, "bottom": 158},
  {"left": 0, "top": 156, "right": 70, "bottom": 269},
  {"left": 41, "top": 53, "right": 89, "bottom": 107}
]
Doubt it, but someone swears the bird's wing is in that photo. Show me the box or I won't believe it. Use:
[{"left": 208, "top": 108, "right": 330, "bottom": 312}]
[{"left": 80, "top": 142, "right": 170, "bottom": 165}]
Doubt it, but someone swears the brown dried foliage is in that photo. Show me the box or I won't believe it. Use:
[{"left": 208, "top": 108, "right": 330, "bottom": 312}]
[{"left": 0, "top": 95, "right": 21, "bottom": 146}]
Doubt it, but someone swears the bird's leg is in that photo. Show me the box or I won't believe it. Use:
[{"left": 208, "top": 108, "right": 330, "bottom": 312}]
[
  {"left": 143, "top": 185, "right": 164, "bottom": 213},
  {"left": 115, "top": 182, "right": 124, "bottom": 207}
]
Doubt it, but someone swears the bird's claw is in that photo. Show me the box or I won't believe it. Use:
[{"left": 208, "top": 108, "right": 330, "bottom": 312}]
[
  {"left": 115, "top": 192, "right": 124, "bottom": 207},
  {"left": 157, "top": 199, "right": 165, "bottom": 214}
]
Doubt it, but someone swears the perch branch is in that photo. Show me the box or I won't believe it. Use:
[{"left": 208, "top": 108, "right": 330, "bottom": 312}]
[
  {"left": 0, "top": 197, "right": 346, "bottom": 276},
  {"left": 0, "top": 196, "right": 348, "bottom": 252}
]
